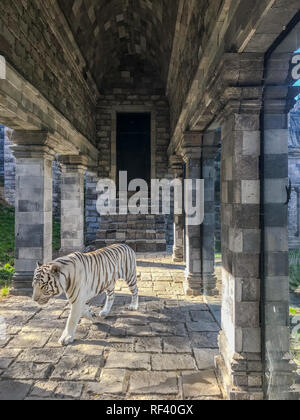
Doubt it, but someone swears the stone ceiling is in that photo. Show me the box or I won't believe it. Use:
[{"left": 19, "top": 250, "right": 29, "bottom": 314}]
[{"left": 58, "top": 0, "right": 179, "bottom": 92}]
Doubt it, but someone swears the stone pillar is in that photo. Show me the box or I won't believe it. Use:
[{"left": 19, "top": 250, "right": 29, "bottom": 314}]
[
  {"left": 263, "top": 98, "right": 296, "bottom": 399},
  {"left": 215, "top": 106, "right": 263, "bottom": 399},
  {"left": 181, "top": 132, "right": 203, "bottom": 296},
  {"left": 85, "top": 168, "right": 100, "bottom": 245},
  {"left": 11, "top": 131, "right": 55, "bottom": 295},
  {"left": 202, "top": 140, "right": 219, "bottom": 296},
  {"left": 59, "top": 155, "right": 88, "bottom": 255},
  {"left": 169, "top": 155, "right": 184, "bottom": 262}
]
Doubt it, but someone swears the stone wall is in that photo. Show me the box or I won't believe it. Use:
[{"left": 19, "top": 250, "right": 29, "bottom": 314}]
[
  {"left": 93, "top": 69, "right": 174, "bottom": 245},
  {"left": 0, "top": 0, "right": 97, "bottom": 142}
]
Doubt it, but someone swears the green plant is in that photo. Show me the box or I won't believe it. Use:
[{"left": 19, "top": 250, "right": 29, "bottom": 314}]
[
  {"left": 289, "top": 250, "right": 300, "bottom": 292},
  {"left": 0, "top": 263, "right": 15, "bottom": 288},
  {"left": 0, "top": 206, "right": 15, "bottom": 267},
  {"left": 0, "top": 285, "right": 10, "bottom": 297}
]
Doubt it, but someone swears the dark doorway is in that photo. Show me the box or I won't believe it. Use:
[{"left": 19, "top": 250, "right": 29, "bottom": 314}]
[{"left": 117, "top": 113, "right": 151, "bottom": 187}]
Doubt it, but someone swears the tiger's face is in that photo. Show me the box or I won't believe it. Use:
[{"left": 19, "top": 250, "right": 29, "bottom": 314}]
[{"left": 32, "top": 262, "right": 62, "bottom": 306}]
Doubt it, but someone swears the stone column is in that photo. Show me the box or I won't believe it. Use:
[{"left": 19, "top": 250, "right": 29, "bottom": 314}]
[
  {"left": 202, "top": 139, "right": 219, "bottom": 296},
  {"left": 215, "top": 105, "right": 263, "bottom": 399},
  {"left": 181, "top": 132, "right": 203, "bottom": 296},
  {"left": 10, "top": 131, "right": 55, "bottom": 295},
  {"left": 263, "top": 98, "right": 296, "bottom": 399},
  {"left": 59, "top": 155, "right": 88, "bottom": 255},
  {"left": 85, "top": 168, "right": 100, "bottom": 245},
  {"left": 169, "top": 155, "right": 184, "bottom": 262}
]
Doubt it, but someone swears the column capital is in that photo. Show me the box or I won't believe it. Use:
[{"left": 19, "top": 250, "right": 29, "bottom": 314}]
[
  {"left": 180, "top": 131, "right": 203, "bottom": 163},
  {"left": 58, "top": 155, "right": 88, "bottom": 172},
  {"left": 10, "top": 130, "right": 56, "bottom": 160}
]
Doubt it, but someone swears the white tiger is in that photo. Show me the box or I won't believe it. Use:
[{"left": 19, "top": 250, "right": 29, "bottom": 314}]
[{"left": 32, "top": 244, "right": 139, "bottom": 346}]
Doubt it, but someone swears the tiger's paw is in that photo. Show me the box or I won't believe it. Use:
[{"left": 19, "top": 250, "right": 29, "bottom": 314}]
[
  {"left": 84, "top": 310, "right": 98, "bottom": 323},
  {"left": 128, "top": 304, "right": 139, "bottom": 311},
  {"left": 99, "top": 310, "right": 109, "bottom": 319},
  {"left": 59, "top": 333, "right": 74, "bottom": 346}
]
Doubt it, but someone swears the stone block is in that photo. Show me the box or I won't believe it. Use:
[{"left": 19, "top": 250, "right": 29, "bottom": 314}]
[
  {"left": 193, "top": 349, "right": 219, "bottom": 370},
  {"left": 3, "top": 362, "right": 53, "bottom": 380},
  {"left": 0, "top": 380, "right": 32, "bottom": 400},
  {"left": 182, "top": 370, "right": 221, "bottom": 398},
  {"left": 151, "top": 354, "right": 196, "bottom": 371},
  {"left": 129, "top": 371, "right": 178, "bottom": 395},
  {"left": 105, "top": 352, "right": 150, "bottom": 370},
  {"left": 241, "top": 180, "right": 260, "bottom": 204},
  {"left": 87, "top": 369, "right": 126, "bottom": 396}
]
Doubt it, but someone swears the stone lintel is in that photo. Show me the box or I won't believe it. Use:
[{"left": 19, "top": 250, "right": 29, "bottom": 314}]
[
  {"left": 59, "top": 155, "right": 88, "bottom": 172},
  {"left": 10, "top": 145, "right": 56, "bottom": 160},
  {"left": 10, "top": 130, "right": 56, "bottom": 159}
]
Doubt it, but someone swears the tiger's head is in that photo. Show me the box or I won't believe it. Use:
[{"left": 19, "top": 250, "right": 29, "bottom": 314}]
[{"left": 32, "top": 262, "right": 63, "bottom": 306}]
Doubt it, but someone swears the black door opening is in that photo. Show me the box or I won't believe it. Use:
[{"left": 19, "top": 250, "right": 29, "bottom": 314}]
[{"left": 117, "top": 113, "right": 151, "bottom": 188}]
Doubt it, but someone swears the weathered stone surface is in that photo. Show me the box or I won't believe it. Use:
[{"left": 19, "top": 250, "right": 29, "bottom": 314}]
[
  {"left": 150, "top": 322, "right": 187, "bottom": 337},
  {"left": 0, "top": 380, "right": 32, "bottom": 400},
  {"left": 17, "top": 348, "right": 64, "bottom": 364},
  {"left": 189, "top": 311, "right": 216, "bottom": 323},
  {"left": 51, "top": 356, "right": 101, "bottom": 381},
  {"left": 105, "top": 353, "right": 151, "bottom": 370},
  {"left": 135, "top": 338, "right": 162, "bottom": 353},
  {"left": 190, "top": 332, "right": 219, "bottom": 349},
  {"left": 182, "top": 370, "right": 221, "bottom": 398},
  {"left": 187, "top": 321, "right": 220, "bottom": 333},
  {"left": 129, "top": 372, "right": 178, "bottom": 395},
  {"left": 3, "top": 362, "right": 52, "bottom": 380},
  {"left": 152, "top": 354, "right": 196, "bottom": 371},
  {"left": 163, "top": 337, "right": 192, "bottom": 354},
  {"left": 7, "top": 332, "right": 51, "bottom": 349},
  {"left": 87, "top": 369, "right": 127, "bottom": 396},
  {"left": 29, "top": 381, "right": 58, "bottom": 399},
  {"left": 55, "top": 382, "right": 84, "bottom": 399},
  {"left": 193, "top": 349, "right": 219, "bottom": 370},
  {"left": 0, "top": 359, "right": 14, "bottom": 369}
]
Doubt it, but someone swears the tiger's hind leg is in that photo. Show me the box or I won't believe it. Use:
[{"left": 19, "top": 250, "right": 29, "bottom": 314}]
[
  {"left": 83, "top": 305, "right": 98, "bottom": 323},
  {"left": 127, "top": 275, "right": 139, "bottom": 311},
  {"left": 99, "top": 289, "right": 115, "bottom": 319}
]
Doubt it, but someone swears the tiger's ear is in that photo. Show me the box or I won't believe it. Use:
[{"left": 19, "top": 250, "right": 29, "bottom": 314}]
[
  {"left": 36, "top": 261, "right": 42, "bottom": 268},
  {"left": 51, "top": 265, "right": 60, "bottom": 276}
]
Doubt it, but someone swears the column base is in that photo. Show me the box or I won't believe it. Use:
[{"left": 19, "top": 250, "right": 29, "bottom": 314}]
[
  {"left": 184, "top": 272, "right": 203, "bottom": 296},
  {"left": 203, "top": 274, "right": 219, "bottom": 297},
  {"left": 11, "top": 273, "right": 33, "bottom": 297},
  {"left": 173, "top": 256, "right": 184, "bottom": 263},
  {"left": 172, "top": 246, "right": 184, "bottom": 263}
]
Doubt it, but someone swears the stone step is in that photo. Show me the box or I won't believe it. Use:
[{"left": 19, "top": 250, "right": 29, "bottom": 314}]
[
  {"left": 95, "top": 239, "right": 167, "bottom": 253},
  {"left": 97, "top": 229, "right": 166, "bottom": 240}
]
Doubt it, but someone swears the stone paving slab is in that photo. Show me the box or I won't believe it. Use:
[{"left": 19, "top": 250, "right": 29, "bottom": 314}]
[{"left": 0, "top": 252, "right": 223, "bottom": 400}]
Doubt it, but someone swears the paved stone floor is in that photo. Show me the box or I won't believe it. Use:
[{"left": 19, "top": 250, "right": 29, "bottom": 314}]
[{"left": 0, "top": 253, "right": 224, "bottom": 400}]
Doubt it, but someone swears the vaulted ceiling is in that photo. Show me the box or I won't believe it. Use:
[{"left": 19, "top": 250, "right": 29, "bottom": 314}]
[{"left": 58, "top": 0, "right": 179, "bottom": 92}]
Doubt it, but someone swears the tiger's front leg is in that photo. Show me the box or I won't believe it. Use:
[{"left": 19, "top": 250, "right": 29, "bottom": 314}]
[{"left": 59, "top": 301, "right": 84, "bottom": 346}]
